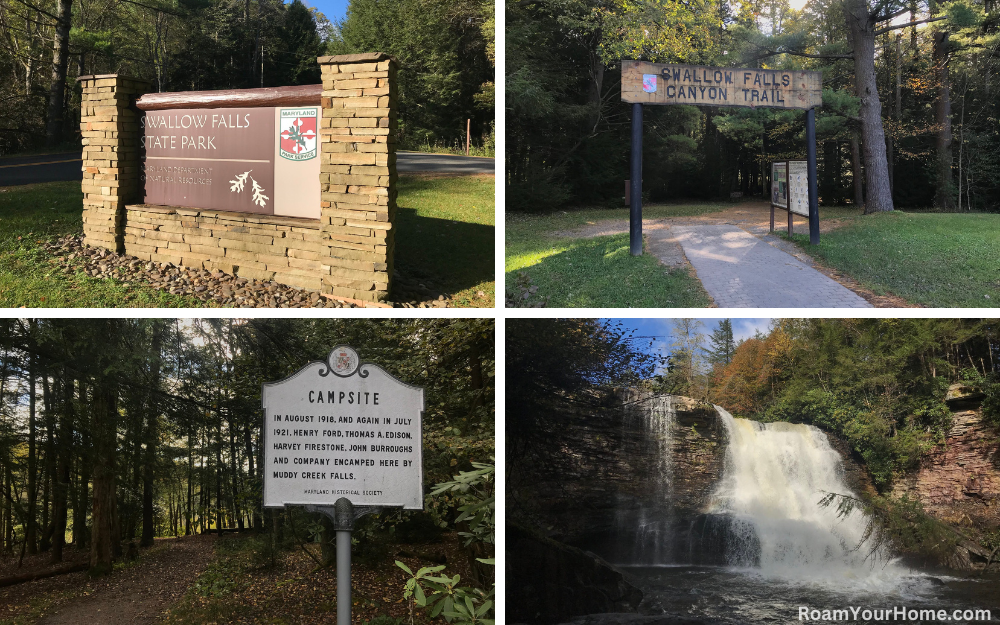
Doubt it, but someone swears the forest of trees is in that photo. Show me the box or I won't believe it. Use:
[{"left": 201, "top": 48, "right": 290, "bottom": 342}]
[
  {"left": 0, "top": 0, "right": 494, "bottom": 153},
  {"left": 0, "top": 318, "right": 494, "bottom": 574},
  {"left": 507, "top": 0, "right": 1000, "bottom": 212}
]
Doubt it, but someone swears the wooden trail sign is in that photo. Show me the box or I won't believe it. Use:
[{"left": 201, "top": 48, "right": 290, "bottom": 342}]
[
  {"left": 622, "top": 61, "right": 823, "bottom": 110},
  {"left": 622, "top": 60, "right": 822, "bottom": 253}
]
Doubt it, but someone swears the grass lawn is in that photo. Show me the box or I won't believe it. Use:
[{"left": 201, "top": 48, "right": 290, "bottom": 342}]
[
  {"left": 395, "top": 174, "right": 494, "bottom": 307},
  {"left": 506, "top": 203, "right": 725, "bottom": 307},
  {"left": 0, "top": 181, "right": 203, "bottom": 307},
  {"left": 786, "top": 210, "right": 1000, "bottom": 307},
  {"left": 0, "top": 175, "right": 494, "bottom": 308}
]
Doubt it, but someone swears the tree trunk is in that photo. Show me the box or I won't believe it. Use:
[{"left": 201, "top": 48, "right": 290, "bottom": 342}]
[
  {"left": 27, "top": 351, "right": 37, "bottom": 555},
  {"left": 75, "top": 392, "right": 91, "bottom": 550},
  {"left": 186, "top": 430, "right": 193, "bottom": 536},
  {"left": 44, "top": 0, "right": 73, "bottom": 147},
  {"left": 73, "top": 388, "right": 91, "bottom": 549},
  {"left": 850, "top": 130, "right": 864, "bottom": 208},
  {"left": 4, "top": 464, "right": 12, "bottom": 553},
  {"left": 933, "top": 30, "right": 955, "bottom": 210},
  {"left": 141, "top": 325, "right": 163, "bottom": 547},
  {"left": 216, "top": 421, "right": 223, "bottom": 535},
  {"left": 229, "top": 421, "right": 242, "bottom": 531},
  {"left": 90, "top": 384, "right": 118, "bottom": 575},
  {"left": 51, "top": 373, "right": 73, "bottom": 563},
  {"left": 244, "top": 425, "right": 258, "bottom": 531},
  {"left": 40, "top": 374, "right": 55, "bottom": 552},
  {"left": 821, "top": 141, "right": 839, "bottom": 205},
  {"left": 846, "top": 0, "right": 894, "bottom": 213}
]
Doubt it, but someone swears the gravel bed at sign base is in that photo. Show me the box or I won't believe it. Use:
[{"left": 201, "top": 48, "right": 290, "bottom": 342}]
[{"left": 44, "top": 235, "right": 453, "bottom": 308}]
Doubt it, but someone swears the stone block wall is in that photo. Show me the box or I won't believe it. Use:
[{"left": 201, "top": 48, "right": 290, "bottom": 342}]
[
  {"left": 318, "top": 53, "right": 398, "bottom": 302},
  {"left": 123, "top": 205, "right": 328, "bottom": 290},
  {"left": 79, "top": 75, "right": 149, "bottom": 252}
]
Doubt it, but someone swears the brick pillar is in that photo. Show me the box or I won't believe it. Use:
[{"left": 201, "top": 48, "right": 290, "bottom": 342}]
[
  {"left": 317, "top": 53, "right": 397, "bottom": 303},
  {"left": 78, "top": 74, "right": 148, "bottom": 253}
]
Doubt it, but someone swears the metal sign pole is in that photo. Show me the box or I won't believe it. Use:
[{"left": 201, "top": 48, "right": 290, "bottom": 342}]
[
  {"left": 334, "top": 498, "right": 354, "bottom": 625},
  {"left": 806, "top": 108, "right": 820, "bottom": 244},
  {"left": 306, "top": 499, "right": 382, "bottom": 625},
  {"left": 629, "top": 102, "right": 643, "bottom": 256}
]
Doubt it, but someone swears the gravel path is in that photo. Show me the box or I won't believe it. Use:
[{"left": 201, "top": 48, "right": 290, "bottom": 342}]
[{"left": 43, "top": 235, "right": 454, "bottom": 308}]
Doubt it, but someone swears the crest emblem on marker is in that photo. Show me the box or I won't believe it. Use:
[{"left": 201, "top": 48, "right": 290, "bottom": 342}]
[
  {"left": 642, "top": 74, "right": 657, "bottom": 93},
  {"left": 279, "top": 108, "right": 318, "bottom": 161},
  {"left": 331, "top": 346, "right": 359, "bottom": 376}
]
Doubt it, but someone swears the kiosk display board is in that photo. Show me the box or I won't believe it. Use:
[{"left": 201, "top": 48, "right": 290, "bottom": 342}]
[
  {"left": 771, "top": 161, "right": 788, "bottom": 209},
  {"left": 788, "top": 160, "right": 809, "bottom": 217}
]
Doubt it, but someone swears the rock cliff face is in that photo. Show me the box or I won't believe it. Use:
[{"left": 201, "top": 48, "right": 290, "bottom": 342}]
[
  {"left": 892, "top": 384, "right": 1000, "bottom": 564},
  {"left": 510, "top": 390, "right": 725, "bottom": 559},
  {"left": 507, "top": 524, "right": 644, "bottom": 625}
]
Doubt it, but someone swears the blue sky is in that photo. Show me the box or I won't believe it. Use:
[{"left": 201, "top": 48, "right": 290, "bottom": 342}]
[
  {"left": 301, "top": 0, "right": 349, "bottom": 24},
  {"left": 601, "top": 318, "right": 773, "bottom": 364}
]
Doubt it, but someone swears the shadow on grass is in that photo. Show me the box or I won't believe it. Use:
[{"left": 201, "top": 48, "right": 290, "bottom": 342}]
[
  {"left": 506, "top": 233, "right": 711, "bottom": 308},
  {"left": 394, "top": 205, "right": 494, "bottom": 296}
]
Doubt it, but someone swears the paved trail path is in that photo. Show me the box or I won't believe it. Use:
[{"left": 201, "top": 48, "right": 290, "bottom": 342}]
[{"left": 667, "top": 224, "right": 872, "bottom": 308}]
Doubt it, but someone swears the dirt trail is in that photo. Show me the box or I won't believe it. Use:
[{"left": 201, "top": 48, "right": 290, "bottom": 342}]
[{"left": 1, "top": 534, "right": 216, "bottom": 625}]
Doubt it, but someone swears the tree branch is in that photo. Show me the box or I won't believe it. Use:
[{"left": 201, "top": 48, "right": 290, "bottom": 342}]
[
  {"left": 874, "top": 7, "right": 912, "bottom": 23},
  {"left": 874, "top": 17, "right": 946, "bottom": 36},
  {"left": 755, "top": 48, "right": 853, "bottom": 60},
  {"left": 8, "top": 0, "right": 59, "bottom": 23}
]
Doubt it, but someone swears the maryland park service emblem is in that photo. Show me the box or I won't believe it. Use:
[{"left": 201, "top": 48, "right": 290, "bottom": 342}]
[
  {"left": 278, "top": 108, "right": 318, "bottom": 161},
  {"left": 331, "top": 346, "right": 359, "bottom": 377}
]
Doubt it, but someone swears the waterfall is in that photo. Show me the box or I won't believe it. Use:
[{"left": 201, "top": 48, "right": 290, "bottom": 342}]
[
  {"left": 617, "top": 390, "right": 677, "bottom": 564},
  {"left": 709, "top": 406, "right": 904, "bottom": 585}
]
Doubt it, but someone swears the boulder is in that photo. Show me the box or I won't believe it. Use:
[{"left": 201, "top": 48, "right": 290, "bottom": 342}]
[{"left": 507, "top": 524, "right": 643, "bottom": 625}]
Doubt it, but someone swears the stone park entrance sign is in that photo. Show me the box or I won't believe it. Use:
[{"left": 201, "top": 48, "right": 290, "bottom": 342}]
[
  {"left": 263, "top": 346, "right": 423, "bottom": 625},
  {"left": 78, "top": 53, "right": 398, "bottom": 304},
  {"left": 621, "top": 60, "right": 823, "bottom": 249},
  {"left": 263, "top": 345, "right": 424, "bottom": 509}
]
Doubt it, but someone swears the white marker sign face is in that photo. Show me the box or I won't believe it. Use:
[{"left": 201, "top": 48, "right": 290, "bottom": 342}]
[{"left": 262, "top": 346, "right": 424, "bottom": 509}]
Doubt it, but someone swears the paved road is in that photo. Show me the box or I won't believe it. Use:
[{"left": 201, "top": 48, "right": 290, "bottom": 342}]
[
  {"left": 396, "top": 152, "right": 494, "bottom": 173},
  {"left": 0, "top": 153, "right": 82, "bottom": 186},
  {"left": 0, "top": 151, "right": 493, "bottom": 186},
  {"left": 670, "top": 224, "right": 872, "bottom": 308}
]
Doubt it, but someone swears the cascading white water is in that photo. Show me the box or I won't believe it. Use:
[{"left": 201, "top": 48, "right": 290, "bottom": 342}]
[
  {"left": 618, "top": 391, "right": 677, "bottom": 563},
  {"left": 709, "top": 406, "right": 907, "bottom": 586}
]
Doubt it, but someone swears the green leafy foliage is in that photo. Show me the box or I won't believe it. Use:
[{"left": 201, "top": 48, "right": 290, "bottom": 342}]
[
  {"left": 396, "top": 460, "right": 494, "bottom": 625},
  {"left": 715, "top": 319, "right": 996, "bottom": 489},
  {"left": 330, "top": 0, "right": 493, "bottom": 150}
]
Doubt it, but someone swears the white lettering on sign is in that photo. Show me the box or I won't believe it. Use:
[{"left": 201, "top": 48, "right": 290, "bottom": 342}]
[{"left": 262, "top": 346, "right": 424, "bottom": 509}]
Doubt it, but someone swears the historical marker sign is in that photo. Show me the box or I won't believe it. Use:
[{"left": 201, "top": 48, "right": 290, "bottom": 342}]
[
  {"left": 262, "top": 346, "right": 424, "bottom": 510},
  {"left": 622, "top": 61, "right": 823, "bottom": 110}
]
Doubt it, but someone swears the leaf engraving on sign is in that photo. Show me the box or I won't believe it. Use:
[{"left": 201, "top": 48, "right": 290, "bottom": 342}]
[{"left": 228, "top": 170, "right": 268, "bottom": 207}]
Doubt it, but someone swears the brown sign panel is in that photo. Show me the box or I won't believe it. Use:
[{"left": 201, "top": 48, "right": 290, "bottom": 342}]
[
  {"left": 622, "top": 61, "right": 823, "bottom": 110},
  {"left": 140, "top": 107, "right": 275, "bottom": 214}
]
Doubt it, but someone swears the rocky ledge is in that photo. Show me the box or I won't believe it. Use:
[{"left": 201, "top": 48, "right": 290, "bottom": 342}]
[{"left": 41, "top": 235, "right": 457, "bottom": 308}]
